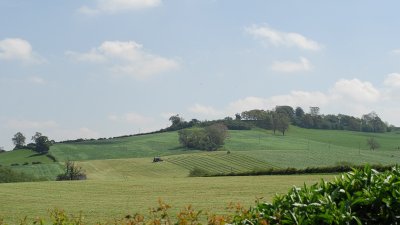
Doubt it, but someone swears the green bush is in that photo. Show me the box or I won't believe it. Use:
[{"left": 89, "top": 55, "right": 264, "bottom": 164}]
[
  {"left": 0, "top": 167, "right": 40, "bottom": 183},
  {"left": 233, "top": 165, "right": 400, "bottom": 225},
  {"left": 178, "top": 123, "right": 228, "bottom": 151}
]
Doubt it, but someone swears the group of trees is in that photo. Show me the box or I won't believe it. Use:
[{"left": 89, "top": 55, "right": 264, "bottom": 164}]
[
  {"left": 239, "top": 106, "right": 391, "bottom": 134},
  {"left": 12, "top": 132, "right": 53, "bottom": 154},
  {"left": 178, "top": 123, "right": 228, "bottom": 151}
]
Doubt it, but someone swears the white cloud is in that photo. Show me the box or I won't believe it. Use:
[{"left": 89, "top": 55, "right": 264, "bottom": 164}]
[
  {"left": 271, "top": 57, "right": 312, "bottom": 73},
  {"left": 227, "top": 91, "right": 329, "bottom": 114},
  {"left": 245, "top": 24, "right": 322, "bottom": 51},
  {"left": 188, "top": 104, "right": 224, "bottom": 117},
  {"left": 65, "top": 50, "right": 106, "bottom": 63},
  {"left": 331, "top": 78, "right": 380, "bottom": 103},
  {"left": 66, "top": 41, "right": 179, "bottom": 78},
  {"left": 0, "top": 38, "right": 45, "bottom": 64},
  {"left": 391, "top": 49, "right": 400, "bottom": 54},
  {"left": 6, "top": 119, "right": 58, "bottom": 129},
  {"left": 188, "top": 78, "right": 383, "bottom": 121},
  {"left": 78, "top": 0, "right": 161, "bottom": 15},
  {"left": 109, "top": 112, "right": 154, "bottom": 125},
  {"left": 384, "top": 73, "right": 400, "bottom": 88}
]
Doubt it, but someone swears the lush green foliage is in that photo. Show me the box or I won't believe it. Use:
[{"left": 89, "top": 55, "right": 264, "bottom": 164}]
[
  {"left": 192, "top": 164, "right": 394, "bottom": 177},
  {"left": 232, "top": 166, "right": 400, "bottom": 225},
  {"left": 11, "top": 132, "right": 26, "bottom": 149},
  {"left": 0, "top": 167, "right": 41, "bottom": 183},
  {"left": 178, "top": 123, "right": 228, "bottom": 151}
]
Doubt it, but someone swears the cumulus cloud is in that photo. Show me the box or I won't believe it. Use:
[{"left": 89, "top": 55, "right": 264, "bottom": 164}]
[
  {"left": 245, "top": 24, "right": 322, "bottom": 51},
  {"left": 109, "top": 112, "right": 154, "bottom": 125},
  {"left": 66, "top": 41, "right": 179, "bottom": 78},
  {"left": 330, "top": 78, "right": 380, "bottom": 103},
  {"left": 78, "top": 0, "right": 161, "bottom": 15},
  {"left": 188, "top": 78, "right": 383, "bottom": 120},
  {"left": 0, "top": 38, "right": 45, "bottom": 64},
  {"left": 384, "top": 73, "right": 400, "bottom": 88},
  {"left": 271, "top": 57, "right": 312, "bottom": 73},
  {"left": 391, "top": 49, "right": 400, "bottom": 54},
  {"left": 188, "top": 104, "right": 224, "bottom": 117}
]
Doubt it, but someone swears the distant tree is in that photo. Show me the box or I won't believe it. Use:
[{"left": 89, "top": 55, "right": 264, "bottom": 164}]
[
  {"left": 367, "top": 137, "right": 380, "bottom": 150},
  {"left": 169, "top": 114, "right": 183, "bottom": 126},
  {"left": 241, "top": 109, "right": 268, "bottom": 120},
  {"left": 235, "top": 113, "right": 242, "bottom": 120},
  {"left": 35, "top": 135, "right": 52, "bottom": 154},
  {"left": 362, "top": 112, "right": 386, "bottom": 133},
  {"left": 276, "top": 113, "right": 290, "bottom": 135},
  {"left": 178, "top": 123, "right": 228, "bottom": 151},
  {"left": 31, "top": 132, "right": 42, "bottom": 143},
  {"left": 295, "top": 107, "right": 305, "bottom": 118},
  {"left": 275, "top": 106, "right": 295, "bottom": 122},
  {"left": 309, "top": 107, "right": 320, "bottom": 116},
  {"left": 56, "top": 161, "right": 86, "bottom": 181},
  {"left": 12, "top": 132, "right": 26, "bottom": 149}
]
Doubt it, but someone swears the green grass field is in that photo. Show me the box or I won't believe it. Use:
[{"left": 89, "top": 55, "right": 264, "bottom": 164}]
[
  {"left": 50, "top": 132, "right": 194, "bottom": 162},
  {"left": 0, "top": 174, "right": 334, "bottom": 224},
  {"left": 1, "top": 126, "right": 399, "bottom": 223},
  {"left": 0, "top": 149, "right": 54, "bottom": 166}
]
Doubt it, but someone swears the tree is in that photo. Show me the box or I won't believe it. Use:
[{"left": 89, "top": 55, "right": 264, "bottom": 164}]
[
  {"left": 276, "top": 113, "right": 290, "bottom": 135},
  {"left": 309, "top": 107, "right": 320, "bottom": 116},
  {"left": 178, "top": 123, "right": 228, "bottom": 151},
  {"left": 56, "top": 161, "right": 86, "bottom": 181},
  {"left": 367, "top": 137, "right": 380, "bottom": 150},
  {"left": 275, "top": 106, "right": 295, "bottom": 122},
  {"left": 12, "top": 132, "right": 26, "bottom": 149},
  {"left": 35, "top": 135, "right": 52, "bottom": 154},
  {"left": 235, "top": 113, "right": 242, "bottom": 120},
  {"left": 31, "top": 132, "right": 42, "bottom": 142},
  {"left": 295, "top": 107, "right": 305, "bottom": 118}
]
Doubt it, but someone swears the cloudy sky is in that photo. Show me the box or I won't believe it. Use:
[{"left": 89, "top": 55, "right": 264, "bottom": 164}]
[{"left": 1, "top": 0, "right": 400, "bottom": 149}]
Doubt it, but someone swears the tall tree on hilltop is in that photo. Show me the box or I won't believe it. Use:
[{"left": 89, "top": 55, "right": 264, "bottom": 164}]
[{"left": 12, "top": 132, "right": 26, "bottom": 149}]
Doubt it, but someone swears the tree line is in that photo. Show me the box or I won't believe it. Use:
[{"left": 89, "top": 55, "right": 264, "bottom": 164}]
[
  {"left": 166, "top": 106, "right": 393, "bottom": 151},
  {"left": 11, "top": 132, "right": 53, "bottom": 154}
]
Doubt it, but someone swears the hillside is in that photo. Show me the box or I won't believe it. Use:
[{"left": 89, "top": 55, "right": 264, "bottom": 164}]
[{"left": 3, "top": 126, "right": 400, "bottom": 180}]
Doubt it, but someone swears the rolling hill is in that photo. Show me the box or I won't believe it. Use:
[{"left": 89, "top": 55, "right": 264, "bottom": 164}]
[{"left": 2, "top": 126, "right": 400, "bottom": 180}]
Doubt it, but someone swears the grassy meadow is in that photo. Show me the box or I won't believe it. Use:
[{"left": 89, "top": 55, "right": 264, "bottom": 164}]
[
  {"left": 0, "top": 174, "right": 334, "bottom": 224},
  {"left": 1, "top": 125, "right": 399, "bottom": 223}
]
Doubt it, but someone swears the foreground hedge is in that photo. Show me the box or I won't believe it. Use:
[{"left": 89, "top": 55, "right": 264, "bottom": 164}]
[
  {"left": 1, "top": 166, "right": 400, "bottom": 224},
  {"left": 234, "top": 165, "right": 400, "bottom": 225}
]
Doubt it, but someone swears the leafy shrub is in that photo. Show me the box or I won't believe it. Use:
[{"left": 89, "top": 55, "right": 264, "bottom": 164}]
[
  {"left": 56, "top": 161, "right": 87, "bottom": 181},
  {"left": 232, "top": 165, "right": 400, "bottom": 225},
  {"left": 0, "top": 167, "right": 40, "bottom": 183},
  {"left": 178, "top": 123, "right": 228, "bottom": 151},
  {"left": 22, "top": 162, "right": 29, "bottom": 166},
  {"left": 10, "top": 163, "right": 19, "bottom": 166},
  {"left": 194, "top": 164, "right": 394, "bottom": 177},
  {"left": 31, "top": 161, "right": 42, "bottom": 165}
]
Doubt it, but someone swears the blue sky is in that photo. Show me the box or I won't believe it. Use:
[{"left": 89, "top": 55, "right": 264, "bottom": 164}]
[{"left": 1, "top": 0, "right": 400, "bottom": 150}]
